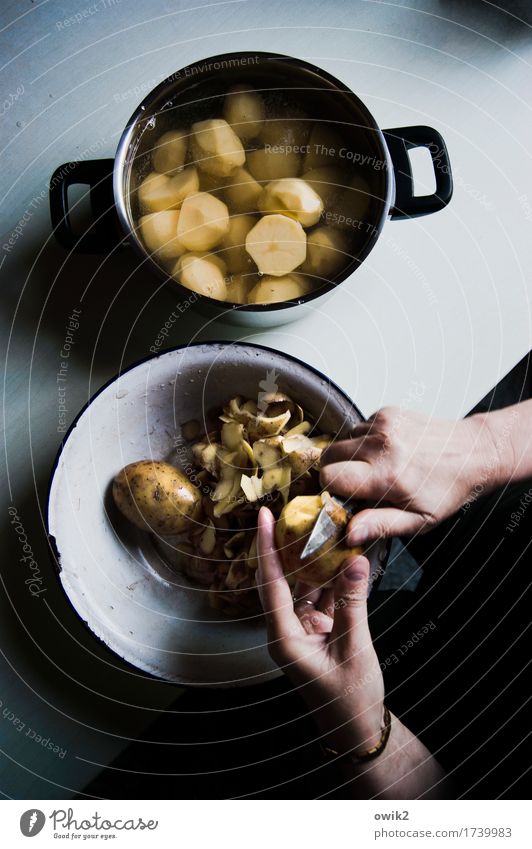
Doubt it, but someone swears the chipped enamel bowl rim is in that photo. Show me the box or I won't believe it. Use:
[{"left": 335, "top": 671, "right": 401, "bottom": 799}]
[{"left": 47, "top": 342, "right": 387, "bottom": 687}]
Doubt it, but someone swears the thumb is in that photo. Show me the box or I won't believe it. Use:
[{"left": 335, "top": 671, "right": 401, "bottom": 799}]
[
  {"left": 329, "top": 555, "right": 371, "bottom": 655},
  {"left": 346, "top": 506, "right": 425, "bottom": 545}
]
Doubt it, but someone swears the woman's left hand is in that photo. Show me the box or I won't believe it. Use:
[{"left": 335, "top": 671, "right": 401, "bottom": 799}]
[{"left": 256, "top": 506, "right": 385, "bottom": 753}]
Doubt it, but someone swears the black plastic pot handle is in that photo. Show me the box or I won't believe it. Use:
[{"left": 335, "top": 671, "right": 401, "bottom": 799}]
[
  {"left": 49, "top": 158, "right": 121, "bottom": 252},
  {"left": 383, "top": 126, "right": 453, "bottom": 219}
]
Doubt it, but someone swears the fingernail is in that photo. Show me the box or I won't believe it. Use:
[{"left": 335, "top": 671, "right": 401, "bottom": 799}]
[
  {"left": 344, "top": 558, "right": 367, "bottom": 582},
  {"left": 347, "top": 523, "right": 368, "bottom": 546}
]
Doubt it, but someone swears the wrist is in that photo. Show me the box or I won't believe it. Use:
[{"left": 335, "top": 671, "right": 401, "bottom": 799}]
[
  {"left": 468, "top": 411, "right": 511, "bottom": 491},
  {"left": 321, "top": 705, "right": 392, "bottom": 767},
  {"left": 303, "top": 686, "right": 385, "bottom": 754}
]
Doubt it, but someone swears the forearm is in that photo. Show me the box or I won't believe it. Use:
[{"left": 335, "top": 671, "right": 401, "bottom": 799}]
[
  {"left": 347, "top": 715, "right": 448, "bottom": 799},
  {"left": 473, "top": 399, "right": 532, "bottom": 487}
]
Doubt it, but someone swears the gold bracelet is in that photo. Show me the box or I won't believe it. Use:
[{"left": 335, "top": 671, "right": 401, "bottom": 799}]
[{"left": 322, "top": 705, "right": 392, "bottom": 764}]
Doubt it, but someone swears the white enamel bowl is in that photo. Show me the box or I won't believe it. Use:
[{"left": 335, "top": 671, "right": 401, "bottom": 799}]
[{"left": 47, "top": 342, "right": 386, "bottom": 687}]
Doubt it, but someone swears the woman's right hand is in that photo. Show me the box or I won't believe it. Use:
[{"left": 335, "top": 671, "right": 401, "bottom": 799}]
[{"left": 320, "top": 407, "right": 501, "bottom": 545}]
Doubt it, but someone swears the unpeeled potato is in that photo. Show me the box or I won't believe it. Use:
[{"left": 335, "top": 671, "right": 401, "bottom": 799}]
[
  {"left": 113, "top": 460, "right": 202, "bottom": 534},
  {"left": 275, "top": 494, "right": 362, "bottom": 586}
]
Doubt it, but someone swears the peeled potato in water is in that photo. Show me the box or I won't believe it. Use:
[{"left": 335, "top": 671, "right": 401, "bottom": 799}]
[
  {"left": 226, "top": 273, "right": 255, "bottom": 304},
  {"left": 174, "top": 252, "right": 228, "bottom": 301},
  {"left": 223, "top": 85, "right": 265, "bottom": 141},
  {"left": 220, "top": 214, "right": 256, "bottom": 273},
  {"left": 191, "top": 118, "right": 245, "bottom": 177},
  {"left": 247, "top": 273, "right": 312, "bottom": 304},
  {"left": 301, "top": 166, "right": 346, "bottom": 210},
  {"left": 247, "top": 147, "right": 301, "bottom": 182},
  {"left": 302, "top": 226, "right": 349, "bottom": 278},
  {"left": 329, "top": 176, "right": 371, "bottom": 230},
  {"left": 224, "top": 167, "right": 263, "bottom": 214},
  {"left": 138, "top": 169, "right": 199, "bottom": 214},
  {"left": 259, "top": 117, "right": 310, "bottom": 149},
  {"left": 304, "top": 125, "right": 343, "bottom": 171},
  {"left": 177, "top": 192, "right": 230, "bottom": 251},
  {"left": 139, "top": 211, "right": 185, "bottom": 262},
  {"left": 152, "top": 130, "right": 188, "bottom": 175},
  {"left": 258, "top": 178, "right": 323, "bottom": 228},
  {"left": 245, "top": 213, "right": 306, "bottom": 276}
]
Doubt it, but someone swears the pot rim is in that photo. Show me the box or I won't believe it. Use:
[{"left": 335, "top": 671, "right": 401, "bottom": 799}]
[{"left": 113, "top": 51, "right": 394, "bottom": 314}]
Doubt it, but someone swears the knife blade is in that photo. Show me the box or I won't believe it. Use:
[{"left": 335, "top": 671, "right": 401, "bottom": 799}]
[{"left": 300, "top": 496, "right": 354, "bottom": 560}]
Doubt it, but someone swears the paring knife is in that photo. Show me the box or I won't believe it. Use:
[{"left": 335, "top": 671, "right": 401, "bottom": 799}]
[{"left": 300, "top": 496, "right": 356, "bottom": 560}]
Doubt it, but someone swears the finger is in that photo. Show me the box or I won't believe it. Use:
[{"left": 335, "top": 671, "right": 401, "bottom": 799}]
[
  {"left": 317, "top": 586, "right": 335, "bottom": 616},
  {"left": 321, "top": 437, "right": 368, "bottom": 465},
  {"left": 329, "top": 555, "right": 372, "bottom": 655},
  {"left": 348, "top": 421, "right": 373, "bottom": 438},
  {"left": 320, "top": 460, "right": 383, "bottom": 500},
  {"left": 346, "top": 507, "right": 426, "bottom": 546},
  {"left": 293, "top": 580, "right": 322, "bottom": 605},
  {"left": 256, "top": 506, "right": 301, "bottom": 639},
  {"left": 296, "top": 606, "right": 334, "bottom": 635}
]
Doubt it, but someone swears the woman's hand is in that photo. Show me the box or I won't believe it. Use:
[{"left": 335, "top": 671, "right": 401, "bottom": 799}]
[
  {"left": 256, "top": 505, "right": 449, "bottom": 798},
  {"left": 320, "top": 406, "right": 501, "bottom": 545},
  {"left": 256, "top": 506, "right": 385, "bottom": 754}
]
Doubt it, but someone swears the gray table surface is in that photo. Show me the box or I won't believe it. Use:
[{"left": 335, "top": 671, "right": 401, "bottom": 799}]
[{"left": 2, "top": 0, "right": 532, "bottom": 799}]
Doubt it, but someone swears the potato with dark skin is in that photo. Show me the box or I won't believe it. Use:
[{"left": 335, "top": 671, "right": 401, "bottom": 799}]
[
  {"left": 113, "top": 460, "right": 202, "bottom": 534},
  {"left": 275, "top": 493, "right": 362, "bottom": 587}
]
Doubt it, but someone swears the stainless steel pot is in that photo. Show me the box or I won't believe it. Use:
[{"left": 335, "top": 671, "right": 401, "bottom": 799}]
[{"left": 50, "top": 51, "right": 452, "bottom": 327}]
